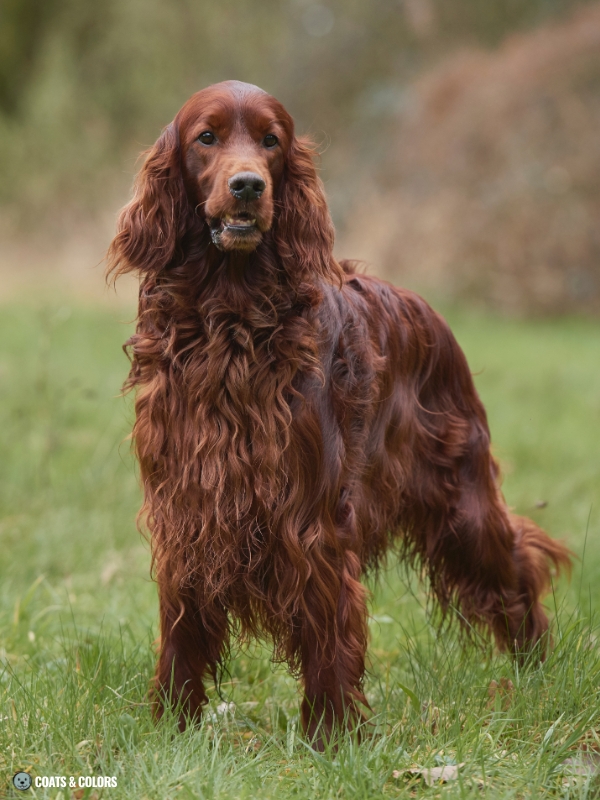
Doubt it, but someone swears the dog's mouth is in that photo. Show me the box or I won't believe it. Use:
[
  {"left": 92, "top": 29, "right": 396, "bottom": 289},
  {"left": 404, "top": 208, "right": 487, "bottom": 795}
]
[
  {"left": 210, "top": 212, "right": 257, "bottom": 233},
  {"left": 209, "top": 211, "right": 263, "bottom": 250}
]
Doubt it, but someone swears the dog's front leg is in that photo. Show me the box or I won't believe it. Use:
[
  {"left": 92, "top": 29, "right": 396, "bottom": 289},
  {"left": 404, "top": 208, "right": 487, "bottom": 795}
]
[
  {"left": 293, "top": 548, "right": 370, "bottom": 748},
  {"left": 153, "top": 587, "right": 229, "bottom": 731}
]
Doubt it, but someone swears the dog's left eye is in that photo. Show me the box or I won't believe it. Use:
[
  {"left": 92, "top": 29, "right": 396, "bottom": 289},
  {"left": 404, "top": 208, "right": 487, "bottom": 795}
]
[
  {"left": 263, "top": 134, "right": 278, "bottom": 148},
  {"left": 198, "top": 131, "right": 216, "bottom": 145}
]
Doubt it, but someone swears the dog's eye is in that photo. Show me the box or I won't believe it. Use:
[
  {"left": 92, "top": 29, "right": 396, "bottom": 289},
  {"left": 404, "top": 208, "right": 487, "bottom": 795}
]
[
  {"left": 198, "top": 131, "right": 216, "bottom": 145},
  {"left": 263, "top": 134, "right": 278, "bottom": 148}
]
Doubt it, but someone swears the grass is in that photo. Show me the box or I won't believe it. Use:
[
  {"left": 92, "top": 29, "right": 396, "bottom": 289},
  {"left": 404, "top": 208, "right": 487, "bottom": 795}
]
[{"left": 0, "top": 299, "right": 599, "bottom": 798}]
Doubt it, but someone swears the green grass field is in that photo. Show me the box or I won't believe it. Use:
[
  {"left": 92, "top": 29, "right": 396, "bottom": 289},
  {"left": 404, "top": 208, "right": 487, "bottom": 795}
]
[{"left": 0, "top": 300, "right": 599, "bottom": 798}]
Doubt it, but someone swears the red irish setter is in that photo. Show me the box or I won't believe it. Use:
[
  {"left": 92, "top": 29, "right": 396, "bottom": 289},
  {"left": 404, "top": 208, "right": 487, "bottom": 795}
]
[{"left": 108, "top": 80, "right": 570, "bottom": 745}]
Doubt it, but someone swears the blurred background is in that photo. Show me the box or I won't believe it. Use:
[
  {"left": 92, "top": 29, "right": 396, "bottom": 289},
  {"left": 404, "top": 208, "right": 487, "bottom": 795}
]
[
  {"left": 1, "top": 0, "right": 599, "bottom": 313},
  {"left": 0, "top": 6, "right": 599, "bottom": 781}
]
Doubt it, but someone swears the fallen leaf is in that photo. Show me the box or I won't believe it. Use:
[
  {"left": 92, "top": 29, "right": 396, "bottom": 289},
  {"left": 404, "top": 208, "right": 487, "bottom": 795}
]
[{"left": 394, "top": 763, "right": 465, "bottom": 787}]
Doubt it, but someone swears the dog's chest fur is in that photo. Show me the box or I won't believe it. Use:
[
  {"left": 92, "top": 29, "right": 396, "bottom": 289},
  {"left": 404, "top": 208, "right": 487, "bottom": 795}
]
[{"left": 171, "top": 301, "right": 317, "bottom": 529}]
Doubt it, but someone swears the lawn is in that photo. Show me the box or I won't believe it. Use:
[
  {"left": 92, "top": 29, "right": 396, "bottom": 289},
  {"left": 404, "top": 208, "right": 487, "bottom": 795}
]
[{"left": 0, "top": 299, "right": 599, "bottom": 798}]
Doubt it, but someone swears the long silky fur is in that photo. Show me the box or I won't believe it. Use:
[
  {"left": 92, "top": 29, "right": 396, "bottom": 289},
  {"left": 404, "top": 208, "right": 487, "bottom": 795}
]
[{"left": 107, "top": 84, "right": 570, "bottom": 744}]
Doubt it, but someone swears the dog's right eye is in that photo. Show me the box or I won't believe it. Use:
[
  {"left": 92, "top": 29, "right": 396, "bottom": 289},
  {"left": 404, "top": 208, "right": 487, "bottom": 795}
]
[{"left": 198, "top": 131, "right": 216, "bottom": 145}]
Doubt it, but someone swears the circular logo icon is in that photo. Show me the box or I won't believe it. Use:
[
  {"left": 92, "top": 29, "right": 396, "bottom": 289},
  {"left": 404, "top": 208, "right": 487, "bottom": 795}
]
[{"left": 12, "top": 772, "right": 32, "bottom": 791}]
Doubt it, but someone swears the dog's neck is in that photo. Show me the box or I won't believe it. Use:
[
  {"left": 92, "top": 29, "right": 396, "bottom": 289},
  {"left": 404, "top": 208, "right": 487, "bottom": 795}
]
[{"left": 156, "top": 229, "right": 320, "bottom": 327}]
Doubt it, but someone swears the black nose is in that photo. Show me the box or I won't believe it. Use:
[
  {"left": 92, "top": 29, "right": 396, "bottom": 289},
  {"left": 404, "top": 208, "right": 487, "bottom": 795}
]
[{"left": 228, "top": 172, "right": 266, "bottom": 201}]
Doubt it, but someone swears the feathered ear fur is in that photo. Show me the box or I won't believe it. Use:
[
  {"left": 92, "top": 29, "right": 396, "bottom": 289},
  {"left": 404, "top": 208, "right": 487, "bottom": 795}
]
[
  {"left": 107, "top": 122, "right": 191, "bottom": 279},
  {"left": 274, "top": 135, "right": 340, "bottom": 284}
]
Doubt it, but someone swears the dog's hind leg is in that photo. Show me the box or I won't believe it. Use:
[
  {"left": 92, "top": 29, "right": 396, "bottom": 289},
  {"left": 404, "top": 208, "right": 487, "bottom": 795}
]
[
  {"left": 153, "top": 588, "right": 229, "bottom": 730},
  {"left": 389, "top": 296, "right": 571, "bottom": 654}
]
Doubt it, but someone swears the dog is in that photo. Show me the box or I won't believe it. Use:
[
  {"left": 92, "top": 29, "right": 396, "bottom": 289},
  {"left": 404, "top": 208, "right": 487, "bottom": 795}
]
[{"left": 107, "top": 80, "right": 570, "bottom": 745}]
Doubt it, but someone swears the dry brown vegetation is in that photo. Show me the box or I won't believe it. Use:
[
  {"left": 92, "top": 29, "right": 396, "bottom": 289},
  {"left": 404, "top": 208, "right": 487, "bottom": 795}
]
[
  {"left": 1, "top": 0, "right": 598, "bottom": 312},
  {"left": 341, "top": 2, "right": 600, "bottom": 314}
]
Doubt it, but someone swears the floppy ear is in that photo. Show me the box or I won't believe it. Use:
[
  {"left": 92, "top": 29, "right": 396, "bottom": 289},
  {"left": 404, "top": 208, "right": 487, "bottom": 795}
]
[
  {"left": 107, "top": 122, "right": 191, "bottom": 279},
  {"left": 274, "top": 135, "right": 340, "bottom": 283}
]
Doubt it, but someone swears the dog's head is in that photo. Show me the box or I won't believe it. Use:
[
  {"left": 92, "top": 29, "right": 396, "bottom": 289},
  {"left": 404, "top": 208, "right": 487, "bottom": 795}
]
[
  {"left": 108, "top": 81, "right": 335, "bottom": 280},
  {"left": 179, "top": 81, "right": 285, "bottom": 253}
]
